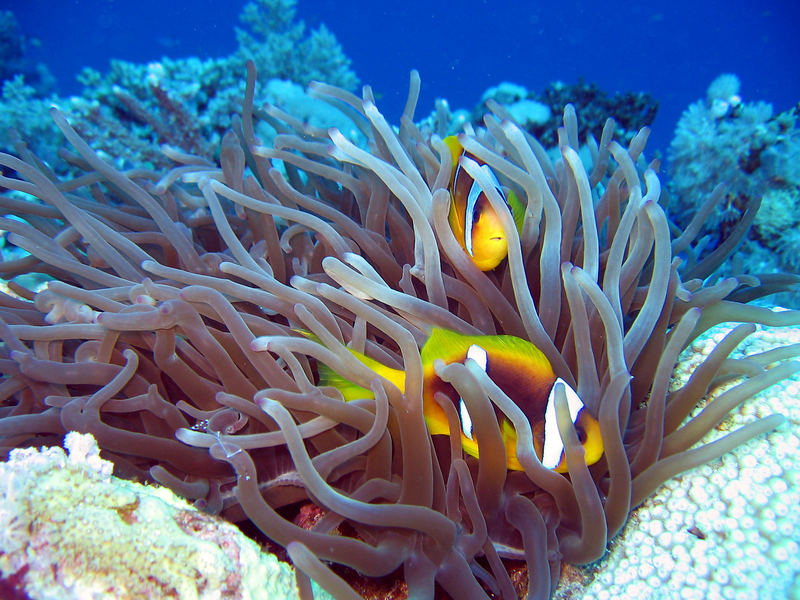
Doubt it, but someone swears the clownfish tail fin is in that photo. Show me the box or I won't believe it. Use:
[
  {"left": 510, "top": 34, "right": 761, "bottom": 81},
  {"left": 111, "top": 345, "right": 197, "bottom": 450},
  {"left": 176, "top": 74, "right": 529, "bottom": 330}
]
[{"left": 317, "top": 362, "right": 374, "bottom": 402}]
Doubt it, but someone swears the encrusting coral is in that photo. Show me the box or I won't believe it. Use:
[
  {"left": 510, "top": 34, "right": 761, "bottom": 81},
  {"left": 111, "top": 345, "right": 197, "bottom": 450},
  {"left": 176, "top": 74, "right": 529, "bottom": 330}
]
[
  {"left": 0, "top": 431, "right": 325, "bottom": 600},
  {"left": 1, "top": 61, "right": 799, "bottom": 599}
]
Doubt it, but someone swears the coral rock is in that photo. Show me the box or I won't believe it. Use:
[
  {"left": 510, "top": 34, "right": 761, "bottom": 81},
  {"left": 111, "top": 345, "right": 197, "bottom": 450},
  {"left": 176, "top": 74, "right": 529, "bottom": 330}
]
[{"left": 0, "top": 432, "right": 323, "bottom": 600}]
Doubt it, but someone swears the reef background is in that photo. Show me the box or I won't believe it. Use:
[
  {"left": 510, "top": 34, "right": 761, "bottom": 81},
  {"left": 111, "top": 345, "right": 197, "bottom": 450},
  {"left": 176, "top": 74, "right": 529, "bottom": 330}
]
[{"left": 8, "top": 0, "right": 800, "bottom": 154}]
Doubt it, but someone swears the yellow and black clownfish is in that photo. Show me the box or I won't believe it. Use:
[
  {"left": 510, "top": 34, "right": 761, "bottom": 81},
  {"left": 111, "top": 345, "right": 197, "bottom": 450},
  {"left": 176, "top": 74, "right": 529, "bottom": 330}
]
[
  {"left": 444, "top": 136, "right": 525, "bottom": 271},
  {"left": 314, "top": 327, "right": 604, "bottom": 473}
]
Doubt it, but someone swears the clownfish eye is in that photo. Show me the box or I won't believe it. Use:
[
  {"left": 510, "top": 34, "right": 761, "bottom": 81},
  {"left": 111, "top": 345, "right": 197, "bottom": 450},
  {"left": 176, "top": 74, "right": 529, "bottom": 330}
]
[
  {"left": 471, "top": 201, "right": 482, "bottom": 225},
  {"left": 575, "top": 425, "right": 587, "bottom": 444}
]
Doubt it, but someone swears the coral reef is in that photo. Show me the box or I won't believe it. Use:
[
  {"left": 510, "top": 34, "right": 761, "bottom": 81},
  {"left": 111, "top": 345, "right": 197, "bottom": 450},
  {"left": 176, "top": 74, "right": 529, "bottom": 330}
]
[
  {"left": 480, "top": 83, "right": 552, "bottom": 128},
  {"left": 1, "top": 61, "right": 799, "bottom": 599},
  {"left": 0, "top": 432, "right": 325, "bottom": 600},
  {"left": 0, "top": 10, "right": 60, "bottom": 167},
  {"left": 475, "top": 79, "right": 658, "bottom": 148},
  {"left": 417, "top": 80, "right": 657, "bottom": 152},
  {"left": 0, "top": 10, "right": 55, "bottom": 96},
  {"left": 667, "top": 74, "right": 800, "bottom": 306},
  {"left": 235, "top": 0, "right": 357, "bottom": 91},
  {"left": 0, "top": 0, "right": 357, "bottom": 172}
]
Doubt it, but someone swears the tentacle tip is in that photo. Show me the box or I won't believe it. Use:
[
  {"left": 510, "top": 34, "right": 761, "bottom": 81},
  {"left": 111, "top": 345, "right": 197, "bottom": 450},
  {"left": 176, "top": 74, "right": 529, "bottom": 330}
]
[
  {"left": 255, "top": 396, "right": 279, "bottom": 413},
  {"left": 9, "top": 350, "right": 27, "bottom": 362},
  {"left": 250, "top": 336, "right": 271, "bottom": 352},
  {"left": 342, "top": 252, "right": 364, "bottom": 267},
  {"left": 770, "top": 414, "right": 789, "bottom": 429},
  {"left": 174, "top": 427, "right": 190, "bottom": 441}
]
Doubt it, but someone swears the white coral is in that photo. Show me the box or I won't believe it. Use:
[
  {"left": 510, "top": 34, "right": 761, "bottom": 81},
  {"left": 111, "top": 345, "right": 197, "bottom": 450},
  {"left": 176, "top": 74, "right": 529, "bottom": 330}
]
[{"left": 574, "top": 323, "right": 800, "bottom": 600}]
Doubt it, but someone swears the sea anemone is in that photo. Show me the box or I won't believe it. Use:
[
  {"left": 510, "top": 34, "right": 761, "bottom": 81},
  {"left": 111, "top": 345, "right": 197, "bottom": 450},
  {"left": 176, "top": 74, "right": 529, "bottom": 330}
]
[{"left": 1, "top": 63, "right": 798, "bottom": 599}]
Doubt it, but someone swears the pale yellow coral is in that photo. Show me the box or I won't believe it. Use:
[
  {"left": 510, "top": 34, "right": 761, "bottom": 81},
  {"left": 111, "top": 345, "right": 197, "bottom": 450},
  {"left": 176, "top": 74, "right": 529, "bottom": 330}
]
[{"left": 0, "top": 432, "right": 330, "bottom": 600}]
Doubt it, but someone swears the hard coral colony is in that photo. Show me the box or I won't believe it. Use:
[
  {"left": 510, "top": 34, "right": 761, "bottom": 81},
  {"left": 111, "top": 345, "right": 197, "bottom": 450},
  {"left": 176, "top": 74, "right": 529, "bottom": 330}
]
[{"left": 0, "top": 63, "right": 798, "bottom": 599}]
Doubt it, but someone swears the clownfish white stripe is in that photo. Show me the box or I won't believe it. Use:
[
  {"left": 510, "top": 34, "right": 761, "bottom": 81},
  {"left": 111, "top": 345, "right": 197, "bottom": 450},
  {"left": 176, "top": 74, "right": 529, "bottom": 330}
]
[
  {"left": 463, "top": 165, "right": 505, "bottom": 257},
  {"left": 464, "top": 180, "right": 480, "bottom": 256},
  {"left": 459, "top": 344, "right": 488, "bottom": 440},
  {"left": 542, "top": 378, "right": 585, "bottom": 469},
  {"left": 466, "top": 344, "right": 488, "bottom": 371},
  {"left": 459, "top": 399, "right": 474, "bottom": 440}
]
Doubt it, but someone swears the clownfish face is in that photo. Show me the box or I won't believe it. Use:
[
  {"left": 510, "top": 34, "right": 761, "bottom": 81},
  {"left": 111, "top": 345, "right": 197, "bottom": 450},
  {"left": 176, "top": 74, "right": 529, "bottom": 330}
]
[
  {"left": 444, "top": 136, "right": 523, "bottom": 271},
  {"left": 463, "top": 197, "right": 509, "bottom": 271}
]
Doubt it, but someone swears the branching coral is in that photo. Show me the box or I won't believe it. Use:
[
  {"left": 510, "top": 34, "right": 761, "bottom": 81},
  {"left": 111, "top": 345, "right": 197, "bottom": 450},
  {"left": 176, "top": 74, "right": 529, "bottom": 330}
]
[
  {"left": 0, "top": 10, "right": 55, "bottom": 96},
  {"left": 1, "top": 63, "right": 799, "bottom": 599},
  {"left": 668, "top": 74, "right": 800, "bottom": 302},
  {"left": 0, "top": 0, "right": 358, "bottom": 173}
]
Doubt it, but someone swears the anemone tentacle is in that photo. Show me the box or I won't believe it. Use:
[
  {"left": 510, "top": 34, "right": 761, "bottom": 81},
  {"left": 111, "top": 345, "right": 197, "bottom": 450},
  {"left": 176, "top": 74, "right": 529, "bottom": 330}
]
[{"left": 1, "top": 62, "right": 799, "bottom": 599}]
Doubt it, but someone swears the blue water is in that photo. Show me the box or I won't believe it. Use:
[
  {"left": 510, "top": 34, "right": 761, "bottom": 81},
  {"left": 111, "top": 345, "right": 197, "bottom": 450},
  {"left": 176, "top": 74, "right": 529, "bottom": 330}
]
[{"left": 5, "top": 0, "right": 800, "bottom": 154}]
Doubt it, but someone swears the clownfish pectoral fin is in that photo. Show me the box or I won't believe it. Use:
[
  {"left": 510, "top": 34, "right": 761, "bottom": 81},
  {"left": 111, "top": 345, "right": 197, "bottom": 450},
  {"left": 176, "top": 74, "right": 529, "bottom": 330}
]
[{"left": 501, "top": 419, "right": 524, "bottom": 471}]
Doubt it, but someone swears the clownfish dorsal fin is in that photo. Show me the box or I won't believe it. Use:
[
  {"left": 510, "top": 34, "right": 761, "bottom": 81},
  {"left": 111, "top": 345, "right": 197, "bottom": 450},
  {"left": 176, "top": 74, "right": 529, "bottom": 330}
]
[
  {"left": 420, "top": 328, "right": 472, "bottom": 365},
  {"left": 443, "top": 135, "right": 464, "bottom": 168}
]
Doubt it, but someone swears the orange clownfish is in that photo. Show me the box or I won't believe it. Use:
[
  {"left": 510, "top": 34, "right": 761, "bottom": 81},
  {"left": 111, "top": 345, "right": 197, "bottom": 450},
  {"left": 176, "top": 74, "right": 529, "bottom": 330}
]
[
  {"left": 445, "top": 136, "right": 525, "bottom": 271},
  {"left": 315, "top": 328, "right": 604, "bottom": 473}
]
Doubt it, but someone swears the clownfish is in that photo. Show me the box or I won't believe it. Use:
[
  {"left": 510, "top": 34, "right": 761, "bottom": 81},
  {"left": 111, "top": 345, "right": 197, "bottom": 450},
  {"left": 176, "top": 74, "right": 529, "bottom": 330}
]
[
  {"left": 314, "top": 328, "right": 604, "bottom": 473},
  {"left": 445, "top": 136, "right": 525, "bottom": 271}
]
